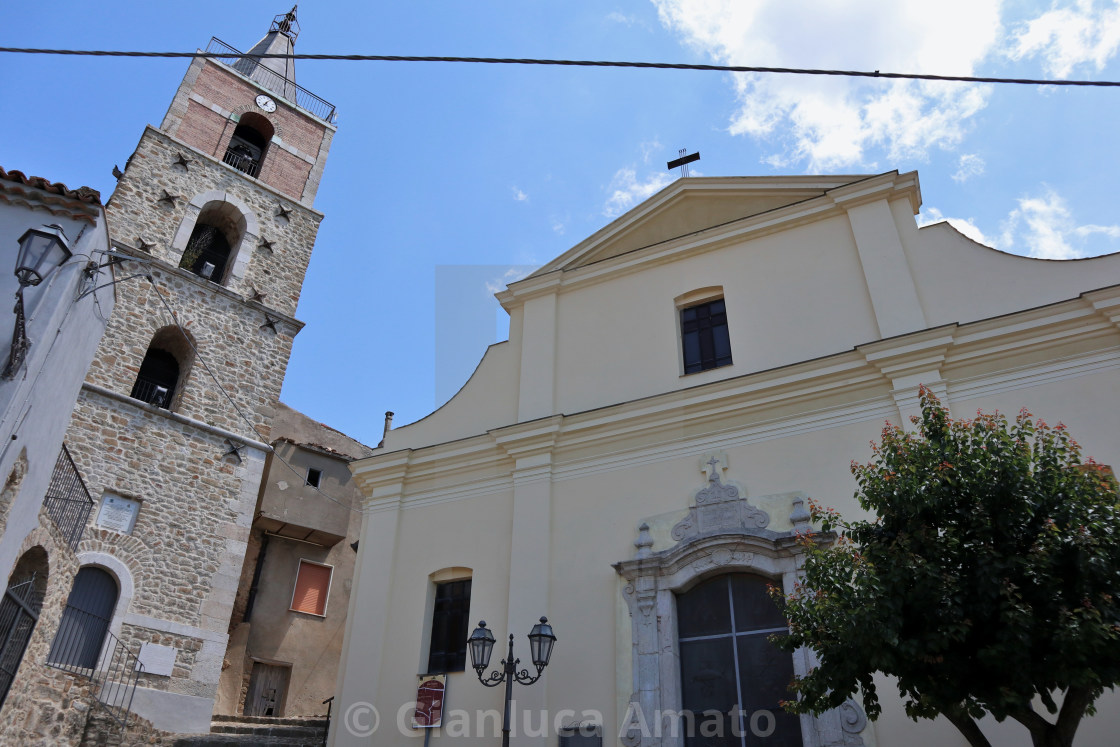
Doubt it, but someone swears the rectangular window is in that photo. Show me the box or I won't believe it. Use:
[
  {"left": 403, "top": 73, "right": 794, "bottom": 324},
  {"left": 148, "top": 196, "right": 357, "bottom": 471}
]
[
  {"left": 427, "top": 579, "right": 472, "bottom": 673},
  {"left": 306, "top": 468, "right": 322, "bottom": 488},
  {"left": 290, "top": 559, "right": 332, "bottom": 616},
  {"left": 680, "top": 299, "right": 732, "bottom": 374}
]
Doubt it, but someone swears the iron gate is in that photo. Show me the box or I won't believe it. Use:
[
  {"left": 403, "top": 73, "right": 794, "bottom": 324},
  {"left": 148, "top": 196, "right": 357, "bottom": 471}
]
[{"left": 0, "top": 575, "right": 43, "bottom": 707}]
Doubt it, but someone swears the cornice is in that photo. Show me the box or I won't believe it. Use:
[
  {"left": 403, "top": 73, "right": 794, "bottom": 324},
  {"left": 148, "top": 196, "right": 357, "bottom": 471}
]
[
  {"left": 498, "top": 173, "right": 920, "bottom": 309},
  {"left": 135, "top": 126, "right": 326, "bottom": 221},
  {"left": 109, "top": 242, "right": 305, "bottom": 336},
  {"left": 350, "top": 290, "right": 1120, "bottom": 509},
  {"left": 81, "top": 382, "right": 269, "bottom": 452}
]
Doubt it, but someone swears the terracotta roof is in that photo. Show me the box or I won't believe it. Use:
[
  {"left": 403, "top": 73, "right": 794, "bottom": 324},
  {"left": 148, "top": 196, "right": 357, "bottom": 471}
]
[
  {"left": 0, "top": 167, "right": 101, "bottom": 205},
  {"left": 0, "top": 166, "right": 103, "bottom": 225}
]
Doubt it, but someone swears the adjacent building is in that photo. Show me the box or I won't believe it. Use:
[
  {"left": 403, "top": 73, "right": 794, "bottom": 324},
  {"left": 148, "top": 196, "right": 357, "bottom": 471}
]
[
  {"left": 333, "top": 172, "right": 1120, "bottom": 747},
  {"left": 0, "top": 167, "right": 115, "bottom": 743},
  {"left": 216, "top": 401, "right": 372, "bottom": 719}
]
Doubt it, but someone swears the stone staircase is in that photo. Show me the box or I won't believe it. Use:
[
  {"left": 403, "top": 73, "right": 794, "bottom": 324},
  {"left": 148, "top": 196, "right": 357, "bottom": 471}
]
[{"left": 171, "top": 714, "right": 329, "bottom": 746}]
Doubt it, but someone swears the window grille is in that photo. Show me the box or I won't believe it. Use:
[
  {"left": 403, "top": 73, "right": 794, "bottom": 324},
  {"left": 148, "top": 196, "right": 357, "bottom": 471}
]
[
  {"left": 681, "top": 299, "right": 732, "bottom": 374},
  {"left": 427, "top": 579, "right": 471, "bottom": 673}
]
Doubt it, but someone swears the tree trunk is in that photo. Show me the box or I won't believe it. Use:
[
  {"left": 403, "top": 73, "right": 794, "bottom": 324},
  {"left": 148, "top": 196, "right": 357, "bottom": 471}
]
[{"left": 943, "top": 706, "right": 993, "bottom": 747}]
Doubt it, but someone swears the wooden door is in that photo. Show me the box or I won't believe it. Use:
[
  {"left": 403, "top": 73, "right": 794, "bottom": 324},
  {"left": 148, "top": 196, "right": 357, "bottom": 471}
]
[{"left": 245, "top": 662, "right": 290, "bottom": 717}]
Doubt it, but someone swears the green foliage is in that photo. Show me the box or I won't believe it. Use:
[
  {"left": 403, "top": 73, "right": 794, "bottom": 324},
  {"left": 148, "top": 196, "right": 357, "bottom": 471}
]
[{"left": 773, "top": 387, "right": 1120, "bottom": 735}]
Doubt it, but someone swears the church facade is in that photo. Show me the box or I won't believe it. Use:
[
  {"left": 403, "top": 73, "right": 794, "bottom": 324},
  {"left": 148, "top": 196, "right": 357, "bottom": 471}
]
[{"left": 334, "top": 172, "right": 1120, "bottom": 747}]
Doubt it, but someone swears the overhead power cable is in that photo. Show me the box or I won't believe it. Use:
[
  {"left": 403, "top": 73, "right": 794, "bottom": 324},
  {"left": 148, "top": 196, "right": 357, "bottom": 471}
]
[{"left": 1, "top": 47, "right": 1119, "bottom": 87}]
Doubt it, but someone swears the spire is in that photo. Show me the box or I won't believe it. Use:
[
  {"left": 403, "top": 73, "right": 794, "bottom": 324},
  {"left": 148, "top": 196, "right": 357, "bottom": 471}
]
[{"left": 233, "top": 6, "right": 300, "bottom": 102}]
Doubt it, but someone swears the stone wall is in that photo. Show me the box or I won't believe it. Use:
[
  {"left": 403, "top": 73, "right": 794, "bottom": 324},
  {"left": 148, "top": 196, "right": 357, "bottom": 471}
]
[
  {"left": 79, "top": 707, "right": 175, "bottom": 747},
  {"left": 77, "top": 263, "right": 295, "bottom": 438},
  {"left": 107, "top": 126, "right": 322, "bottom": 320},
  {"left": 0, "top": 514, "right": 84, "bottom": 746}
]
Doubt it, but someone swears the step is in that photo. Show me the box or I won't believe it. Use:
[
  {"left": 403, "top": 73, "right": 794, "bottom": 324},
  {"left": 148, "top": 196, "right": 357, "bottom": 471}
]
[
  {"left": 172, "top": 737, "right": 322, "bottom": 747},
  {"left": 211, "top": 723, "right": 325, "bottom": 738},
  {"left": 211, "top": 714, "right": 329, "bottom": 727}
]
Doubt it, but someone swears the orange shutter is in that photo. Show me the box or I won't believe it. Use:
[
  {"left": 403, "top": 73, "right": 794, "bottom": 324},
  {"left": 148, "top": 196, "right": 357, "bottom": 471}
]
[{"left": 291, "top": 561, "right": 332, "bottom": 615}]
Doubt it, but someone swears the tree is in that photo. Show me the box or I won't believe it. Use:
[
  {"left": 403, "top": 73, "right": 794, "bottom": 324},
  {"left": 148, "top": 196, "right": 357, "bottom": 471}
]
[{"left": 773, "top": 387, "right": 1120, "bottom": 747}]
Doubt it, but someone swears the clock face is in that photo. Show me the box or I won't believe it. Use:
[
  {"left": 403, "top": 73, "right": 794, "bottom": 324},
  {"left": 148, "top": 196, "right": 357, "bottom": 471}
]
[{"left": 255, "top": 94, "right": 276, "bottom": 113}]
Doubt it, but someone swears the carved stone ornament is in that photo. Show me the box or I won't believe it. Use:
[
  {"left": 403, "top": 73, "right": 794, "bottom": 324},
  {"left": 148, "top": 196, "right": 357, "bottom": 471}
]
[
  {"left": 671, "top": 458, "right": 769, "bottom": 541},
  {"left": 613, "top": 457, "right": 861, "bottom": 747}
]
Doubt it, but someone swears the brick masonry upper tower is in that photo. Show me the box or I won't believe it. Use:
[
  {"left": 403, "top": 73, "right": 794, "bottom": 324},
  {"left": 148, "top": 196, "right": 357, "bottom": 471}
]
[{"left": 59, "top": 6, "right": 336, "bottom": 734}]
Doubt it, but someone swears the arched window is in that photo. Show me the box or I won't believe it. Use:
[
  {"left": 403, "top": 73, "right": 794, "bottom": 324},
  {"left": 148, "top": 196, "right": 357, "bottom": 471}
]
[
  {"left": 130, "top": 326, "right": 194, "bottom": 409},
  {"left": 0, "top": 547, "right": 48, "bottom": 707},
  {"left": 677, "top": 574, "right": 802, "bottom": 747},
  {"left": 222, "top": 112, "right": 273, "bottom": 179},
  {"left": 48, "top": 566, "right": 119, "bottom": 670},
  {"left": 178, "top": 200, "right": 247, "bottom": 284}
]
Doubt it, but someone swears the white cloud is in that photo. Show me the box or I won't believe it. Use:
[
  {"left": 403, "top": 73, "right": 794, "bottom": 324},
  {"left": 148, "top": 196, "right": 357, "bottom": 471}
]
[
  {"left": 484, "top": 266, "right": 535, "bottom": 295},
  {"left": 1009, "top": 0, "right": 1120, "bottom": 77},
  {"left": 917, "top": 206, "right": 993, "bottom": 246},
  {"left": 512, "top": 186, "right": 528, "bottom": 202},
  {"left": 921, "top": 189, "right": 1120, "bottom": 258},
  {"left": 551, "top": 219, "right": 567, "bottom": 235},
  {"left": 998, "top": 188, "right": 1120, "bottom": 258},
  {"left": 651, "top": 0, "right": 1001, "bottom": 169},
  {"left": 952, "top": 153, "right": 986, "bottom": 182},
  {"left": 640, "top": 139, "right": 664, "bottom": 164},
  {"left": 604, "top": 168, "right": 674, "bottom": 217},
  {"left": 607, "top": 10, "right": 650, "bottom": 28}
]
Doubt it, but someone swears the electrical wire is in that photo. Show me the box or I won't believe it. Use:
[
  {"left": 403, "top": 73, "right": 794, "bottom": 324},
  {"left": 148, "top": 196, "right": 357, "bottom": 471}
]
[{"left": 2, "top": 47, "right": 1119, "bottom": 87}]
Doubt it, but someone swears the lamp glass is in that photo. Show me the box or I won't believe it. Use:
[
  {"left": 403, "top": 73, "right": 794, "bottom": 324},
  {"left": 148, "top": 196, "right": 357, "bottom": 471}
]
[
  {"left": 527, "top": 617, "right": 556, "bottom": 668},
  {"left": 468, "top": 621, "right": 496, "bottom": 671},
  {"left": 15, "top": 225, "right": 71, "bottom": 287}
]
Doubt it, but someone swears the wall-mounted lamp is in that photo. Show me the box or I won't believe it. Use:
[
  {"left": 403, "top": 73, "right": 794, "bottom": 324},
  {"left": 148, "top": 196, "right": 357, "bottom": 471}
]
[{"left": 3, "top": 224, "right": 72, "bottom": 379}]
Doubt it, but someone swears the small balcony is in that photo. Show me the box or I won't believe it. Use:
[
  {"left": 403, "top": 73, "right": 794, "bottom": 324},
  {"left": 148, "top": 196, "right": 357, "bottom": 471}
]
[
  {"left": 129, "top": 377, "right": 172, "bottom": 409},
  {"left": 43, "top": 445, "right": 94, "bottom": 551},
  {"left": 222, "top": 147, "right": 262, "bottom": 178},
  {"left": 205, "top": 37, "right": 337, "bottom": 123}
]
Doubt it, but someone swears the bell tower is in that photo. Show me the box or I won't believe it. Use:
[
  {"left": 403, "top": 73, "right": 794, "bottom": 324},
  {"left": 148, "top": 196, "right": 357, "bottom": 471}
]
[{"left": 60, "top": 6, "right": 336, "bottom": 734}]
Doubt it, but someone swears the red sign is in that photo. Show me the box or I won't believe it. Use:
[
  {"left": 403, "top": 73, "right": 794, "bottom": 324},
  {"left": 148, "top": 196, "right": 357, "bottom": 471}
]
[{"left": 413, "top": 675, "right": 446, "bottom": 728}]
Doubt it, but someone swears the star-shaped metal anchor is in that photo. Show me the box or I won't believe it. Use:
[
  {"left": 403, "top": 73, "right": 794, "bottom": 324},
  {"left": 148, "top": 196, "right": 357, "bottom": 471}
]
[
  {"left": 259, "top": 315, "right": 279, "bottom": 334},
  {"left": 136, "top": 237, "right": 155, "bottom": 253},
  {"left": 158, "top": 190, "right": 179, "bottom": 207},
  {"left": 257, "top": 237, "right": 274, "bottom": 254},
  {"left": 173, "top": 153, "right": 192, "bottom": 171},
  {"left": 276, "top": 204, "right": 292, "bottom": 221},
  {"left": 246, "top": 285, "right": 266, "bottom": 304},
  {"left": 223, "top": 438, "right": 246, "bottom": 464}
]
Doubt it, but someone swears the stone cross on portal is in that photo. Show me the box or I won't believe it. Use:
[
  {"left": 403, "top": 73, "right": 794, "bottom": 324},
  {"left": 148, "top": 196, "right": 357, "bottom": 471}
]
[{"left": 706, "top": 456, "right": 722, "bottom": 482}]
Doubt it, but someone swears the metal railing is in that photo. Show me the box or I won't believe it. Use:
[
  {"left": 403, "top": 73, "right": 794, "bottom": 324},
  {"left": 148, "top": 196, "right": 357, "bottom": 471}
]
[
  {"left": 222, "top": 148, "right": 262, "bottom": 177},
  {"left": 0, "top": 575, "right": 43, "bottom": 708},
  {"left": 205, "top": 37, "right": 337, "bottom": 122},
  {"left": 43, "top": 445, "right": 94, "bottom": 551},
  {"left": 47, "top": 605, "right": 144, "bottom": 731},
  {"left": 129, "top": 377, "right": 172, "bottom": 408}
]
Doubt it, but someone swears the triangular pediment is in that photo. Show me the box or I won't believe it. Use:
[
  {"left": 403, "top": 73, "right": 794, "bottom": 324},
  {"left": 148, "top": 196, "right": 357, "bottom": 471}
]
[{"left": 531, "top": 174, "right": 884, "bottom": 277}]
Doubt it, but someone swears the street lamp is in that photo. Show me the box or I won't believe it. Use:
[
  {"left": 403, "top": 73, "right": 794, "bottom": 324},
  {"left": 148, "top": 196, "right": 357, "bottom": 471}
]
[
  {"left": 469, "top": 617, "right": 557, "bottom": 747},
  {"left": 3, "top": 225, "right": 72, "bottom": 379}
]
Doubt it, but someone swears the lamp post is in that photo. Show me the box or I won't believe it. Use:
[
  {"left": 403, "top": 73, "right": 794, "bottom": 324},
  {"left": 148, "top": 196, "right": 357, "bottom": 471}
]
[
  {"left": 3, "top": 225, "right": 72, "bottom": 379},
  {"left": 469, "top": 617, "right": 556, "bottom": 747}
]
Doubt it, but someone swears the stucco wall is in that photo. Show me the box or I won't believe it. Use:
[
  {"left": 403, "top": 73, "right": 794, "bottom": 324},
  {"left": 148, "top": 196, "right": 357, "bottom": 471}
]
[{"left": 335, "top": 173, "right": 1120, "bottom": 747}]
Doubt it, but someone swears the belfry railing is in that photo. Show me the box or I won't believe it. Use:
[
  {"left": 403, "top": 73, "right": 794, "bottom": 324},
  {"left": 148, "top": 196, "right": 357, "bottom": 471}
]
[{"left": 205, "top": 37, "right": 337, "bottom": 123}]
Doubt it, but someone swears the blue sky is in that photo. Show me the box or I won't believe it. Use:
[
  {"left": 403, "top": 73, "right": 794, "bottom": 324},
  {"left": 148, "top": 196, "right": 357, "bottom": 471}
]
[{"left": 3, "top": 1, "right": 1120, "bottom": 447}]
